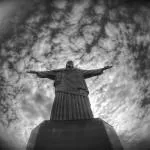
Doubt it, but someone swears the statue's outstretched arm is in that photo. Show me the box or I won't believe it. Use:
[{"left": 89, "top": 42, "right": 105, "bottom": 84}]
[
  {"left": 81, "top": 66, "right": 112, "bottom": 79},
  {"left": 27, "top": 70, "right": 56, "bottom": 80}
]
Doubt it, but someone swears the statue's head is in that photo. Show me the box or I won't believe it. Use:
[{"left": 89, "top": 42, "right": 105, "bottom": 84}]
[{"left": 66, "top": 60, "right": 74, "bottom": 69}]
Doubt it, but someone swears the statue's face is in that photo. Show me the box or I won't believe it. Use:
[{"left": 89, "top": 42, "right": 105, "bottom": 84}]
[{"left": 66, "top": 61, "right": 74, "bottom": 69}]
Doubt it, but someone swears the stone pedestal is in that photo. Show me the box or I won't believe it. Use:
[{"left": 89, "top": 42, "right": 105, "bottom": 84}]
[{"left": 27, "top": 118, "right": 123, "bottom": 150}]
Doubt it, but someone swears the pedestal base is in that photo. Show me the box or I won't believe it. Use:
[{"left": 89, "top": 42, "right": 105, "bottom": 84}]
[{"left": 27, "top": 118, "right": 123, "bottom": 150}]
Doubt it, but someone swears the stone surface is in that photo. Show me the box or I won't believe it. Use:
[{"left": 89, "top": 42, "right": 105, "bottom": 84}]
[{"left": 26, "top": 118, "right": 124, "bottom": 150}]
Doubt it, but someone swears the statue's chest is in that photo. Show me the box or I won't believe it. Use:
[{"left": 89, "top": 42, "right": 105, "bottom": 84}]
[{"left": 63, "top": 70, "right": 82, "bottom": 82}]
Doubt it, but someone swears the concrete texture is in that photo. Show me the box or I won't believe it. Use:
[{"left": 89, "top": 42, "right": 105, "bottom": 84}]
[{"left": 27, "top": 118, "right": 123, "bottom": 150}]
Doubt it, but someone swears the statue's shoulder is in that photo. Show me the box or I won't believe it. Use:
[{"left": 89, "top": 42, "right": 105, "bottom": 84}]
[
  {"left": 73, "top": 68, "right": 83, "bottom": 74},
  {"left": 75, "top": 68, "right": 82, "bottom": 71}
]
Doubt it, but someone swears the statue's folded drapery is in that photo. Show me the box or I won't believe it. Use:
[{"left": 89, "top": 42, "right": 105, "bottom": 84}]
[{"left": 50, "top": 92, "right": 93, "bottom": 120}]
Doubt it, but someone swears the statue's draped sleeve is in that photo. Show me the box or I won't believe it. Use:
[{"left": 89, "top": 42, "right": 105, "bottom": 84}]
[
  {"left": 81, "top": 68, "right": 104, "bottom": 79},
  {"left": 36, "top": 68, "right": 64, "bottom": 80},
  {"left": 36, "top": 70, "right": 56, "bottom": 80}
]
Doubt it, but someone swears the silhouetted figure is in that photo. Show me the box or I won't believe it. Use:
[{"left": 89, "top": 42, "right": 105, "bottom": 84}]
[{"left": 27, "top": 61, "right": 112, "bottom": 120}]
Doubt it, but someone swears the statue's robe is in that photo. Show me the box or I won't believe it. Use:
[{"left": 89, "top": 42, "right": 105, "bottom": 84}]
[{"left": 37, "top": 68, "right": 103, "bottom": 120}]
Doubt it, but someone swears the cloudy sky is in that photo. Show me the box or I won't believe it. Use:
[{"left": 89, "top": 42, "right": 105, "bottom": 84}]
[{"left": 0, "top": 0, "right": 150, "bottom": 149}]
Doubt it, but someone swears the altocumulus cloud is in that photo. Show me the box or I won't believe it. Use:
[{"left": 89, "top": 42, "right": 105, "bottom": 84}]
[{"left": 0, "top": 0, "right": 150, "bottom": 149}]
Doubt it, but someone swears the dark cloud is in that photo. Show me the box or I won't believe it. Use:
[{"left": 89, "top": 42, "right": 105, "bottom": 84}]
[{"left": 0, "top": 0, "right": 35, "bottom": 43}]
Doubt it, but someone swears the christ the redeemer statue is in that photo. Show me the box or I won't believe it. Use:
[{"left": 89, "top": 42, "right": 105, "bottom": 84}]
[{"left": 27, "top": 61, "right": 112, "bottom": 120}]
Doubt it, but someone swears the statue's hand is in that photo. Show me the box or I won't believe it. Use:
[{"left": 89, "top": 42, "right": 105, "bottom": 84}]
[{"left": 103, "top": 65, "right": 112, "bottom": 71}]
